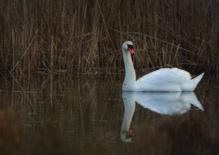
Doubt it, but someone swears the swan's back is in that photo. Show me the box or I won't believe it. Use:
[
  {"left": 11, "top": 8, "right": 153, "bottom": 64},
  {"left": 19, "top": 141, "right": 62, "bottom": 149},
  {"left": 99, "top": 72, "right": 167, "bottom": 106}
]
[{"left": 137, "top": 68, "right": 191, "bottom": 85}]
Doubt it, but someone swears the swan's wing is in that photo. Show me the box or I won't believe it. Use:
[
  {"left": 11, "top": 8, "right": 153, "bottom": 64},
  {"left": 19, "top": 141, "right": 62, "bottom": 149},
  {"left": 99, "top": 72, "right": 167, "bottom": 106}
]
[
  {"left": 136, "top": 68, "right": 191, "bottom": 85},
  {"left": 135, "top": 92, "right": 190, "bottom": 115}
]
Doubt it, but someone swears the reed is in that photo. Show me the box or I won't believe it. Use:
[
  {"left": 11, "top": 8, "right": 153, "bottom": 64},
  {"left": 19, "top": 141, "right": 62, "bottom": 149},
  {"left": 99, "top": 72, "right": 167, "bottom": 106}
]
[{"left": 0, "top": 0, "right": 218, "bottom": 78}]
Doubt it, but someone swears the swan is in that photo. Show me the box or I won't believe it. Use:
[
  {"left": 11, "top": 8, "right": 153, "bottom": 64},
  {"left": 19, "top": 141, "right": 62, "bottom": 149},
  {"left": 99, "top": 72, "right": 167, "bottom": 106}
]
[
  {"left": 120, "top": 92, "right": 204, "bottom": 142},
  {"left": 122, "top": 41, "right": 204, "bottom": 91}
]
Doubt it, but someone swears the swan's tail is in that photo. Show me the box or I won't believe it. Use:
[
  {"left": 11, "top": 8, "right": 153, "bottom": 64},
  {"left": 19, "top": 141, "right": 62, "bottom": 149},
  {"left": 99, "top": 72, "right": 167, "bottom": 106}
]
[
  {"left": 192, "top": 73, "right": 205, "bottom": 90},
  {"left": 181, "top": 93, "right": 204, "bottom": 111},
  {"left": 182, "top": 73, "right": 204, "bottom": 91}
]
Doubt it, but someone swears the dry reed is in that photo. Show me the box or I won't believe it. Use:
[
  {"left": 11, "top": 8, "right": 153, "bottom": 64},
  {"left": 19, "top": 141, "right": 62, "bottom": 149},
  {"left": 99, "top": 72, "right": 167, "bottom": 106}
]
[{"left": 0, "top": 0, "right": 218, "bottom": 79}]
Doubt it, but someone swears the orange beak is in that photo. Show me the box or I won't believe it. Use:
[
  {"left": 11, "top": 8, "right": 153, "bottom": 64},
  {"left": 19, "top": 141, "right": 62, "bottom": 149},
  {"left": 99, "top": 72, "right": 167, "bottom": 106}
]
[{"left": 128, "top": 48, "right": 135, "bottom": 54}]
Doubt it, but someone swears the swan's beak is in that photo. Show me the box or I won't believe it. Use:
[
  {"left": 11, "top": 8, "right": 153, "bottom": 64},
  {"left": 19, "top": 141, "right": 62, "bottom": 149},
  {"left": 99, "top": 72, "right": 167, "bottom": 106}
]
[{"left": 128, "top": 48, "right": 135, "bottom": 55}]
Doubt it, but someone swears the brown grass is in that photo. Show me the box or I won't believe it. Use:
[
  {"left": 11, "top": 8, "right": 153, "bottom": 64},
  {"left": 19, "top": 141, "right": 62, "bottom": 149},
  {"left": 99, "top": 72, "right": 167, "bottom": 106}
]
[{"left": 0, "top": 0, "right": 218, "bottom": 78}]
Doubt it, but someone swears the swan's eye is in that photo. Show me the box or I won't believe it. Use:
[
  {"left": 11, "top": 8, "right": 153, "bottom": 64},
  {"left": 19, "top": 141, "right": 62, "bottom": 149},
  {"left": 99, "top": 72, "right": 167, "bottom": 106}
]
[{"left": 127, "top": 44, "right": 134, "bottom": 50}]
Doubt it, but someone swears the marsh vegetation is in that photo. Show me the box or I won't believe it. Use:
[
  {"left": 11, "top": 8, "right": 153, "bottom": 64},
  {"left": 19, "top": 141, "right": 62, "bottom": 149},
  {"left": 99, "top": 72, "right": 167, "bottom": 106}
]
[
  {"left": 0, "top": 1, "right": 219, "bottom": 154},
  {"left": 0, "top": 0, "right": 218, "bottom": 79}
]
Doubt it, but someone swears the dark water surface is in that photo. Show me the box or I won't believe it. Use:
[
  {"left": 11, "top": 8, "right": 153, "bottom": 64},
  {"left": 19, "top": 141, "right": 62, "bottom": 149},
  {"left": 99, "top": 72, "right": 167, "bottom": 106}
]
[{"left": 0, "top": 74, "right": 219, "bottom": 155}]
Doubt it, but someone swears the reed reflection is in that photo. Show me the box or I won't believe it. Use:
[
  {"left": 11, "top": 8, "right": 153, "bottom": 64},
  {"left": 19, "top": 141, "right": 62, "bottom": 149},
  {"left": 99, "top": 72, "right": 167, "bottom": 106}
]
[{"left": 120, "top": 92, "right": 204, "bottom": 143}]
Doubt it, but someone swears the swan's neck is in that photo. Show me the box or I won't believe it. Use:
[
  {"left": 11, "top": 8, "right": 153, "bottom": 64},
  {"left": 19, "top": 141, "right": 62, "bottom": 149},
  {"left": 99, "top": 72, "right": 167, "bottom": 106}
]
[
  {"left": 123, "top": 50, "right": 136, "bottom": 89},
  {"left": 121, "top": 93, "right": 136, "bottom": 142}
]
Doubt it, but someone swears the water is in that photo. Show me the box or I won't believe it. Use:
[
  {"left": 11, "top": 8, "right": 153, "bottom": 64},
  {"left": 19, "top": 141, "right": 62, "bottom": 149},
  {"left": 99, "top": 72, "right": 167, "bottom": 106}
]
[{"left": 0, "top": 74, "right": 219, "bottom": 155}]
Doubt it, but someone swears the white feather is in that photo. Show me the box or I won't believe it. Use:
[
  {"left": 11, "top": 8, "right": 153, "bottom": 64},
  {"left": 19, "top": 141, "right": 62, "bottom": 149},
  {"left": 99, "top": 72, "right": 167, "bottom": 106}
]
[{"left": 122, "top": 41, "right": 204, "bottom": 91}]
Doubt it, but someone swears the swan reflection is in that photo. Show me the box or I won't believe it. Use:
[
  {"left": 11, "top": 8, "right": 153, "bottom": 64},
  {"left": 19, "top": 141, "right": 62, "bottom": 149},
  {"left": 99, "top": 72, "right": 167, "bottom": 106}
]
[{"left": 120, "top": 92, "right": 204, "bottom": 143}]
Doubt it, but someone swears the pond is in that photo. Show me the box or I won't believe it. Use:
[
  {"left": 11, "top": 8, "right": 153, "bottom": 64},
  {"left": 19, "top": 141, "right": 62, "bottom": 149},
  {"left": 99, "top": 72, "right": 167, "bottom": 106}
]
[{"left": 0, "top": 74, "right": 218, "bottom": 155}]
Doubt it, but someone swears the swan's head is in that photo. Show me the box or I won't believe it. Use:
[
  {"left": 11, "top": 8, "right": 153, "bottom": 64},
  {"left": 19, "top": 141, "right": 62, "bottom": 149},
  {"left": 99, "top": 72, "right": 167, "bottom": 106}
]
[
  {"left": 120, "top": 128, "right": 134, "bottom": 143},
  {"left": 122, "top": 41, "right": 135, "bottom": 54}
]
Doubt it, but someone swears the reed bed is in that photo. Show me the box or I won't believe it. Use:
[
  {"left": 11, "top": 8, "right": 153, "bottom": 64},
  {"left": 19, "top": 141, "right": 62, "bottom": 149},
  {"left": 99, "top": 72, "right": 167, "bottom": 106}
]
[{"left": 0, "top": 0, "right": 218, "bottom": 79}]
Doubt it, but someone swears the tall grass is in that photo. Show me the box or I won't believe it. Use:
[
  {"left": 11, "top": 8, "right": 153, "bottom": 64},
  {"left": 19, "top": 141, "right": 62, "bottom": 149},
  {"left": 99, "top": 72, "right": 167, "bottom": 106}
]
[{"left": 0, "top": 0, "right": 218, "bottom": 79}]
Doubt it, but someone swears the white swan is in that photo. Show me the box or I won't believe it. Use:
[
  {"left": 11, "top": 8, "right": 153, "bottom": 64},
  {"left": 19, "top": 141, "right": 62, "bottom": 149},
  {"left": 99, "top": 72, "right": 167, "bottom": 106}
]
[
  {"left": 120, "top": 92, "right": 204, "bottom": 142},
  {"left": 122, "top": 41, "right": 204, "bottom": 91}
]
